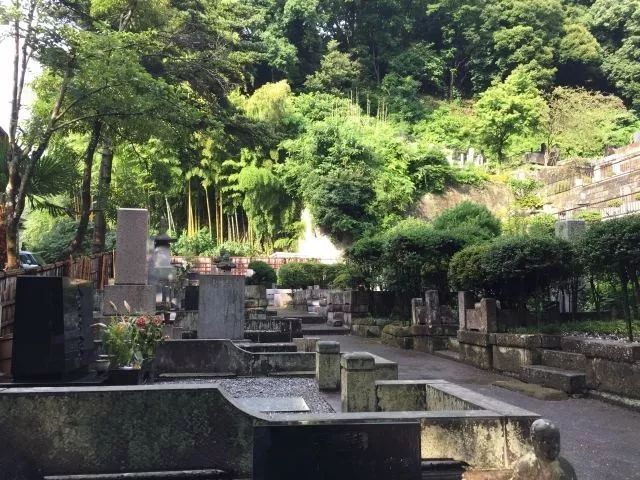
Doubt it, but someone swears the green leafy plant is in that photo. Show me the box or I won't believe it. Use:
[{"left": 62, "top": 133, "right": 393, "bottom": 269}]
[
  {"left": 246, "top": 260, "right": 277, "bottom": 287},
  {"left": 102, "top": 302, "right": 165, "bottom": 367}
]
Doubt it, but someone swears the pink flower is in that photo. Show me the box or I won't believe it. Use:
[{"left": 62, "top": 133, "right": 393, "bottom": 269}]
[
  {"left": 135, "top": 316, "right": 148, "bottom": 329},
  {"left": 152, "top": 316, "right": 163, "bottom": 326}
]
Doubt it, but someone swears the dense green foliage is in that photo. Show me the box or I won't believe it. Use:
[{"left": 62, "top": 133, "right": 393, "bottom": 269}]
[
  {"left": 8, "top": 0, "right": 640, "bottom": 268},
  {"left": 345, "top": 204, "right": 500, "bottom": 302},
  {"left": 449, "top": 235, "right": 577, "bottom": 309},
  {"left": 246, "top": 261, "right": 278, "bottom": 287},
  {"left": 577, "top": 215, "right": 640, "bottom": 340}
]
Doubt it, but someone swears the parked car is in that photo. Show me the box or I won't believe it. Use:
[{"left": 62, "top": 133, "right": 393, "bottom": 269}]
[{"left": 19, "top": 251, "right": 44, "bottom": 270}]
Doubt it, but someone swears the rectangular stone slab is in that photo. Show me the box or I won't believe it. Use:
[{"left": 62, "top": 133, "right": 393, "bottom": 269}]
[
  {"left": 198, "top": 275, "right": 245, "bottom": 340},
  {"left": 114, "top": 208, "right": 149, "bottom": 285},
  {"left": 253, "top": 422, "right": 421, "bottom": 480},
  {"left": 237, "top": 396, "right": 309, "bottom": 413}
]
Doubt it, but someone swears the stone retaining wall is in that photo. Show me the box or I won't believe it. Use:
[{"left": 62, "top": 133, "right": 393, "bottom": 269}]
[
  {"left": 155, "top": 339, "right": 315, "bottom": 376},
  {"left": 0, "top": 382, "right": 539, "bottom": 478}
]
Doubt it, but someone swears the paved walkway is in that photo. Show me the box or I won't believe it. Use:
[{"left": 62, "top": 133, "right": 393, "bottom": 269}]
[{"left": 321, "top": 334, "right": 640, "bottom": 480}]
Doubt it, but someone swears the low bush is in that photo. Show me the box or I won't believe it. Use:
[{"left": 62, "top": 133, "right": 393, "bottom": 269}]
[{"left": 246, "top": 261, "right": 277, "bottom": 287}]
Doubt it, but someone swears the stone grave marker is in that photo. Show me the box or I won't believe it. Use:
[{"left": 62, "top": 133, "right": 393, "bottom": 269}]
[
  {"left": 253, "top": 422, "right": 421, "bottom": 480},
  {"left": 199, "top": 274, "right": 245, "bottom": 339},
  {"left": 102, "top": 208, "right": 155, "bottom": 315},
  {"left": 12, "top": 277, "right": 93, "bottom": 380}
]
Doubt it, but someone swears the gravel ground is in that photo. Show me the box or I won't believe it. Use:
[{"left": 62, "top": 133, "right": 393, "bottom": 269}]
[{"left": 159, "top": 377, "right": 335, "bottom": 414}]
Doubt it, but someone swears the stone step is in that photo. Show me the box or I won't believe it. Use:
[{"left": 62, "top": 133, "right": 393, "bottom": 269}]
[
  {"left": 520, "top": 365, "right": 586, "bottom": 394},
  {"left": 421, "top": 460, "right": 465, "bottom": 479},
  {"left": 539, "top": 349, "right": 586, "bottom": 371},
  {"left": 434, "top": 350, "right": 461, "bottom": 362},
  {"left": 268, "top": 370, "right": 315, "bottom": 378},
  {"left": 46, "top": 470, "right": 230, "bottom": 479},
  {"left": 301, "top": 325, "right": 350, "bottom": 335},
  {"left": 157, "top": 372, "right": 237, "bottom": 380},
  {"left": 448, "top": 338, "right": 460, "bottom": 353}
]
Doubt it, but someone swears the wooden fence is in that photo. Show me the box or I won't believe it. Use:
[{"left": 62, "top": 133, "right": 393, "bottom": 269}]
[{"left": 0, "top": 252, "right": 114, "bottom": 376}]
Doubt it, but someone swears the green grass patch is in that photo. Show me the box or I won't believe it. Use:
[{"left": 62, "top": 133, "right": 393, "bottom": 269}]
[{"left": 510, "top": 319, "right": 640, "bottom": 338}]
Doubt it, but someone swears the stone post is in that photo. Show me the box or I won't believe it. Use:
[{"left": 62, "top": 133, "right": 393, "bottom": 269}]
[
  {"left": 480, "top": 298, "right": 498, "bottom": 333},
  {"left": 340, "top": 352, "right": 376, "bottom": 412},
  {"left": 424, "top": 290, "right": 440, "bottom": 326},
  {"left": 458, "top": 291, "right": 474, "bottom": 330},
  {"left": 316, "top": 341, "right": 341, "bottom": 391},
  {"left": 102, "top": 208, "right": 155, "bottom": 315}
]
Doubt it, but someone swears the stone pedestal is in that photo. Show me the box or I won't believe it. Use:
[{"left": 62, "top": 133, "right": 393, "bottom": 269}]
[
  {"left": 102, "top": 285, "right": 156, "bottom": 315},
  {"left": 340, "top": 352, "right": 376, "bottom": 412},
  {"left": 199, "top": 275, "right": 245, "bottom": 339},
  {"left": 316, "top": 341, "right": 341, "bottom": 391},
  {"left": 458, "top": 291, "right": 475, "bottom": 329}
]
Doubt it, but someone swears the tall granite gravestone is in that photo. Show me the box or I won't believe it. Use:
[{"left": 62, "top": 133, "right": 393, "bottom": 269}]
[
  {"left": 102, "top": 208, "right": 155, "bottom": 315},
  {"left": 11, "top": 277, "right": 93, "bottom": 380},
  {"left": 198, "top": 275, "right": 245, "bottom": 339},
  {"left": 253, "top": 422, "right": 421, "bottom": 480}
]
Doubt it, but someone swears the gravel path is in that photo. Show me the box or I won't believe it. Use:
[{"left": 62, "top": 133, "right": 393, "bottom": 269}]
[{"left": 160, "top": 377, "right": 334, "bottom": 414}]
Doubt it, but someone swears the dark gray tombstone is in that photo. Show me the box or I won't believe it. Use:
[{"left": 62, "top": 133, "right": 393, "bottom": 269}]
[
  {"left": 253, "top": 422, "right": 421, "bottom": 480},
  {"left": 11, "top": 277, "right": 93, "bottom": 380},
  {"left": 184, "top": 285, "right": 199, "bottom": 311}
]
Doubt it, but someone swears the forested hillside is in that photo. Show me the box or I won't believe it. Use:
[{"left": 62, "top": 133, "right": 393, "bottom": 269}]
[{"left": 5, "top": 0, "right": 640, "bottom": 265}]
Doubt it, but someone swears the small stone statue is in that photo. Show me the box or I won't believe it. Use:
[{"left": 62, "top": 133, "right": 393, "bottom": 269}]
[{"left": 510, "top": 419, "right": 577, "bottom": 480}]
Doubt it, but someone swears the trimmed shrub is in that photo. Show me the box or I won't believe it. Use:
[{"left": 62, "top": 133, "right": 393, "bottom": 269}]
[
  {"left": 432, "top": 201, "right": 501, "bottom": 244},
  {"left": 246, "top": 261, "right": 277, "bottom": 287}
]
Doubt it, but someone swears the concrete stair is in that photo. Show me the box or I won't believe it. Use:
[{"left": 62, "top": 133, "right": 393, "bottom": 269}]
[
  {"left": 520, "top": 365, "right": 586, "bottom": 394},
  {"left": 539, "top": 349, "right": 586, "bottom": 371},
  {"left": 301, "top": 324, "right": 350, "bottom": 335}
]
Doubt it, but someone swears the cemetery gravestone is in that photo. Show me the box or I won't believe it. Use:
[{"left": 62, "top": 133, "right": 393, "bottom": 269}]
[
  {"left": 184, "top": 285, "right": 199, "bottom": 311},
  {"left": 102, "top": 208, "right": 155, "bottom": 315},
  {"left": 12, "top": 277, "right": 93, "bottom": 380},
  {"left": 199, "top": 275, "right": 245, "bottom": 339},
  {"left": 253, "top": 422, "right": 421, "bottom": 480}
]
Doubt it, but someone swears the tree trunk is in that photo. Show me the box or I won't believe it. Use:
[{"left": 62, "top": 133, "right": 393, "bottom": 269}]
[
  {"left": 92, "top": 133, "right": 113, "bottom": 254},
  {"left": 620, "top": 272, "right": 633, "bottom": 342},
  {"left": 630, "top": 270, "right": 640, "bottom": 321},
  {"left": 589, "top": 275, "right": 601, "bottom": 320},
  {"left": 69, "top": 121, "right": 101, "bottom": 256},
  {"left": 205, "top": 185, "right": 212, "bottom": 240}
]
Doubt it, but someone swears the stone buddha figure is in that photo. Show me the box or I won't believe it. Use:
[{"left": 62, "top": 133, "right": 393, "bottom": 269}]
[{"left": 510, "top": 419, "right": 577, "bottom": 480}]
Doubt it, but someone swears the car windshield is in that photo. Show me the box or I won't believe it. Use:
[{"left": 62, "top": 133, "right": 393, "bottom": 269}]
[{"left": 19, "top": 254, "right": 32, "bottom": 264}]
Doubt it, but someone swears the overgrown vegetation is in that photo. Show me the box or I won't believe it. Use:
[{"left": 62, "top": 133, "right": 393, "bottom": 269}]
[{"left": 7, "top": 0, "right": 640, "bottom": 267}]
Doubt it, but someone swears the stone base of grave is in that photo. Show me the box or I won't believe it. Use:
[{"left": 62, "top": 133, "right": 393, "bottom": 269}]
[
  {"left": 381, "top": 325, "right": 414, "bottom": 350},
  {"left": 493, "top": 345, "right": 540, "bottom": 373},
  {"left": 102, "top": 284, "right": 156, "bottom": 315},
  {"left": 413, "top": 335, "right": 450, "bottom": 353}
]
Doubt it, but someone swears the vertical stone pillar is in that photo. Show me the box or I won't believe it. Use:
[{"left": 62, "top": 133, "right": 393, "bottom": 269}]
[
  {"left": 480, "top": 298, "right": 498, "bottom": 333},
  {"left": 425, "top": 290, "right": 440, "bottom": 326},
  {"left": 458, "top": 291, "right": 474, "bottom": 330},
  {"left": 316, "top": 341, "right": 341, "bottom": 391},
  {"left": 102, "top": 208, "right": 155, "bottom": 315},
  {"left": 340, "top": 352, "right": 376, "bottom": 412}
]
